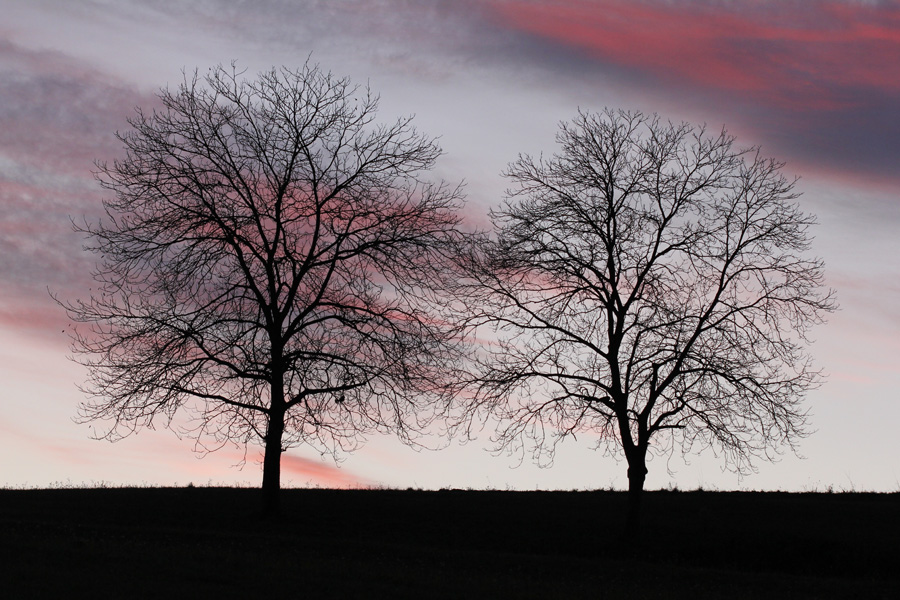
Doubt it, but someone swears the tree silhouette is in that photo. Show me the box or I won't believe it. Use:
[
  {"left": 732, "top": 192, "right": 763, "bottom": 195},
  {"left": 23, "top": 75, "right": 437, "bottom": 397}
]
[
  {"left": 64, "top": 63, "right": 467, "bottom": 515},
  {"left": 457, "top": 109, "right": 835, "bottom": 533}
]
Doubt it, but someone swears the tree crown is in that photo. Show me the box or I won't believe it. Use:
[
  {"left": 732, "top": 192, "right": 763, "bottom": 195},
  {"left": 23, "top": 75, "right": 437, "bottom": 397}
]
[
  {"left": 66, "top": 62, "right": 468, "bottom": 459},
  {"left": 459, "top": 108, "right": 835, "bottom": 473}
]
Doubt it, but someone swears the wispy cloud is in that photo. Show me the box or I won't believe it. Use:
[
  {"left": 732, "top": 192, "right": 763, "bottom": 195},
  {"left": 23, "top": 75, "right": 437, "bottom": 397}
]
[
  {"left": 281, "top": 454, "right": 372, "bottom": 488},
  {"left": 487, "top": 0, "right": 900, "bottom": 186},
  {"left": 492, "top": 1, "right": 900, "bottom": 107},
  {"left": 0, "top": 40, "right": 156, "bottom": 334}
]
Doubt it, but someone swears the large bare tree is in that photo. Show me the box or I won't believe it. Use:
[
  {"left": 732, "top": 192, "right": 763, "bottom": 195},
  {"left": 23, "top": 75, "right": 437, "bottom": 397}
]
[
  {"left": 64, "top": 63, "right": 467, "bottom": 514},
  {"left": 458, "top": 109, "right": 835, "bottom": 532}
]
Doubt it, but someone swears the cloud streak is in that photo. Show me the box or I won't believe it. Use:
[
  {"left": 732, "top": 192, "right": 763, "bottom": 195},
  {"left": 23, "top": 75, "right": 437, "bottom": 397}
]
[
  {"left": 281, "top": 454, "right": 372, "bottom": 488},
  {"left": 0, "top": 39, "right": 158, "bottom": 335},
  {"left": 492, "top": 1, "right": 900, "bottom": 107},
  {"left": 487, "top": 0, "right": 900, "bottom": 186}
]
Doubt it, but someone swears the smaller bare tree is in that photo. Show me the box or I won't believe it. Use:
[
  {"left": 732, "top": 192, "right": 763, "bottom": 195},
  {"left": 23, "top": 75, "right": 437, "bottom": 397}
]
[
  {"left": 457, "top": 109, "right": 835, "bottom": 533},
  {"left": 62, "top": 62, "right": 468, "bottom": 515}
]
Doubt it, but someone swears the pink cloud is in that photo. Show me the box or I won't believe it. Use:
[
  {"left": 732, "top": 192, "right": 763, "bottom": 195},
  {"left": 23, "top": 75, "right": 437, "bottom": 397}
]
[
  {"left": 0, "top": 299, "right": 70, "bottom": 340},
  {"left": 490, "top": 0, "right": 900, "bottom": 110},
  {"left": 280, "top": 454, "right": 372, "bottom": 488}
]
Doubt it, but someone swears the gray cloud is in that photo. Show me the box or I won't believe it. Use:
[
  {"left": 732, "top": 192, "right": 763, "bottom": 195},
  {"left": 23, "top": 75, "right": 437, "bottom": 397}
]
[{"left": 0, "top": 40, "right": 157, "bottom": 334}]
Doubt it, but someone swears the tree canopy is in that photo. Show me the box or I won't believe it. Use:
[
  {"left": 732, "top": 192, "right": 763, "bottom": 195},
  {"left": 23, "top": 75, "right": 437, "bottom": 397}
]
[
  {"left": 456, "top": 109, "right": 835, "bottom": 530},
  {"left": 65, "top": 63, "right": 468, "bottom": 513}
]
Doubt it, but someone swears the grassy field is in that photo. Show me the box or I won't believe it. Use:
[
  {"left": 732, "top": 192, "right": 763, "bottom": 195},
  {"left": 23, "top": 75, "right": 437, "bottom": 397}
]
[{"left": 1, "top": 487, "right": 898, "bottom": 598}]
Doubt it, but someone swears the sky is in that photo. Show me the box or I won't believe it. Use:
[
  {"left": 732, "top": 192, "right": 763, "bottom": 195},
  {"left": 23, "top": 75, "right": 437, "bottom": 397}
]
[{"left": 1, "top": 0, "right": 899, "bottom": 492}]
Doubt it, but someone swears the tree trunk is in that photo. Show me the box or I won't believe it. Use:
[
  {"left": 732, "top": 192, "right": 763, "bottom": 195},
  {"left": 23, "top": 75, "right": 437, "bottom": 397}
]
[
  {"left": 261, "top": 407, "right": 285, "bottom": 518},
  {"left": 616, "top": 407, "right": 649, "bottom": 539},
  {"left": 625, "top": 448, "right": 648, "bottom": 537}
]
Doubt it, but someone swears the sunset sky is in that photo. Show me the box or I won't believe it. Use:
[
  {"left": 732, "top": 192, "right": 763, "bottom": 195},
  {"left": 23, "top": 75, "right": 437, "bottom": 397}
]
[{"left": 2, "top": 0, "right": 899, "bottom": 492}]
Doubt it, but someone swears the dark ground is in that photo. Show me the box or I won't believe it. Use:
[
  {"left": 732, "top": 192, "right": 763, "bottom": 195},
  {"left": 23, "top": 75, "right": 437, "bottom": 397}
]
[{"left": 1, "top": 487, "right": 897, "bottom": 599}]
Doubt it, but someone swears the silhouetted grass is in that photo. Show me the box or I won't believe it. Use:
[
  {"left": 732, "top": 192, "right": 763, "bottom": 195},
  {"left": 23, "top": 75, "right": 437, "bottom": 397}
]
[{"left": 1, "top": 487, "right": 897, "bottom": 598}]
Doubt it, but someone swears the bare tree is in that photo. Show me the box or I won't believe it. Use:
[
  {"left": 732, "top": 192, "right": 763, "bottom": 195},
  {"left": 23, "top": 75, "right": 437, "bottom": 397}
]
[
  {"left": 63, "top": 63, "right": 467, "bottom": 515},
  {"left": 457, "top": 109, "right": 835, "bottom": 532}
]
